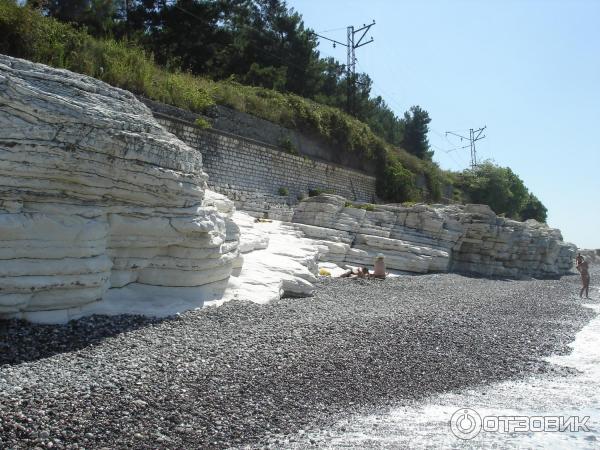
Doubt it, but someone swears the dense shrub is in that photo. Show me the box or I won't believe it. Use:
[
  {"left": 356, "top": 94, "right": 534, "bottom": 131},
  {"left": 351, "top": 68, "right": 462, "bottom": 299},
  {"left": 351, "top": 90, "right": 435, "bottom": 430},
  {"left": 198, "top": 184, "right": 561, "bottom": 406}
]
[
  {"left": 456, "top": 161, "right": 547, "bottom": 222},
  {"left": 194, "top": 117, "right": 211, "bottom": 129},
  {"left": 308, "top": 188, "right": 328, "bottom": 197},
  {"left": 376, "top": 157, "right": 417, "bottom": 203},
  {"left": 277, "top": 136, "right": 297, "bottom": 155}
]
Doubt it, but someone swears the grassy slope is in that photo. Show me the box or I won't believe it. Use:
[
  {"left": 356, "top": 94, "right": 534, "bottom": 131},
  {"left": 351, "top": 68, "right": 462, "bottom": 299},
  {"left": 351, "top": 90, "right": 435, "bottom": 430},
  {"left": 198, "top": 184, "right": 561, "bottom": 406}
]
[{"left": 0, "top": 1, "right": 452, "bottom": 202}]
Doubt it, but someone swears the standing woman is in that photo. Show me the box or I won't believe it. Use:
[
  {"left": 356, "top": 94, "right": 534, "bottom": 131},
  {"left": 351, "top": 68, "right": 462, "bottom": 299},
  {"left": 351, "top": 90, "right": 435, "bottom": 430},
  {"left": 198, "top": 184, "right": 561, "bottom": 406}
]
[{"left": 576, "top": 254, "right": 591, "bottom": 299}]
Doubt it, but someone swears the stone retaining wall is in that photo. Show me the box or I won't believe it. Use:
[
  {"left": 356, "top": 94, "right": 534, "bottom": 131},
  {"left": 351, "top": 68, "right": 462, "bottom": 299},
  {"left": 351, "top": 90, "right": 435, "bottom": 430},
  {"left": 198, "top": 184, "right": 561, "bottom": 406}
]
[
  {"left": 140, "top": 96, "right": 377, "bottom": 174},
  {"left": 155, "top": 114, "right": 377, "bottom": 217}
]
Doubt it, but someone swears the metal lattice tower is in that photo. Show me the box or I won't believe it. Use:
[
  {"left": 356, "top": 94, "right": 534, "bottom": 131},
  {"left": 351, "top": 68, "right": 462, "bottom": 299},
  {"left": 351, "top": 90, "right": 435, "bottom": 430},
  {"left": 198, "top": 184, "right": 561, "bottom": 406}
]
[
  {"left": 309, "top": 21, "right": 375, "bottom": 115},
  {"left": 446, "top": 126, "right": 487, "bottom": 169}
]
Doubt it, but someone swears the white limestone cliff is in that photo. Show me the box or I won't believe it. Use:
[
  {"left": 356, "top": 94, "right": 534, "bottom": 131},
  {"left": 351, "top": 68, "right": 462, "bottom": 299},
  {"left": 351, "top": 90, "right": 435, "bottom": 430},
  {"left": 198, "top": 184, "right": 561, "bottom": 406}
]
[
  {"left": 291, "top": 194, "right": 576, "bottom": 278},
  {"left": 0, "top": 55, "right": 240, "bottom": 321},
  {"left": 0, "top": 55, "right": 320, "bottom": 323}
]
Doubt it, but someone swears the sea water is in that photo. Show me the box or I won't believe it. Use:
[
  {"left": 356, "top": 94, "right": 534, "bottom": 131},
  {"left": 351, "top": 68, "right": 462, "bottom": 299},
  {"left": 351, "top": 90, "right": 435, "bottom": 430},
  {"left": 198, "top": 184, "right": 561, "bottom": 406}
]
[{"left": 301, "top": 301, "right": 600, "bottom": 449}]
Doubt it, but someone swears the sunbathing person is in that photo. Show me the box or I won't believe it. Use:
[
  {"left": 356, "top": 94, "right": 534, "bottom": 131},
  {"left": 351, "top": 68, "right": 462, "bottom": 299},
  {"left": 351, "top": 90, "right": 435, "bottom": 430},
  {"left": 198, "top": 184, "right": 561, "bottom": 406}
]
[{"left": 340, "top": 267, "right": 370, "bottom": 278}]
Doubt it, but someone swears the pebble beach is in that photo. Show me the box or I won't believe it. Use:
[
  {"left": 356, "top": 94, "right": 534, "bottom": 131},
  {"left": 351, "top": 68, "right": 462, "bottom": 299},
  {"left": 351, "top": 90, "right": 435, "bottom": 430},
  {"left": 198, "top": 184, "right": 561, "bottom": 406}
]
[{"left": 0, "top": 270, "right": 595, "bottom": 449}]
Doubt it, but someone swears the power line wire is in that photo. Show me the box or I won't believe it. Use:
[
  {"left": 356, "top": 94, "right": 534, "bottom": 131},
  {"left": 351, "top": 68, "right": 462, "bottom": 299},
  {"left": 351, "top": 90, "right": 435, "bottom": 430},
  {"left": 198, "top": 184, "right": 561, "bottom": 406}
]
[
  {"left": 430, "top": 130, "right": 472, "bottom": 168},
  {"left": 355, "top": 61, "right": 475, "bottom": 168},
  {"left": 355, "top": 60, "right": 406, "bottom": 114},
  {"left": 317, "top": 26, "right": 347, "bottom": 34},
  {"left": 443, "top": 144, "right": 472, "bottom": 153},
  {"left": 431, "top": 144, "right": 463, "bottom": 169}
]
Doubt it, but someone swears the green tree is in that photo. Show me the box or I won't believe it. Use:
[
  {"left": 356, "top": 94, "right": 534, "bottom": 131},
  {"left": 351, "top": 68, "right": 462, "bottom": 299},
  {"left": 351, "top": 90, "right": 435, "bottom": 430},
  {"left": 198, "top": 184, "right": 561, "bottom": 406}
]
[
  {"left": 311, "top": 56, "right": 346, "bottom": 107},
  {"left": 364, "top": 95, "right": 403, "bottom": 146},
  {"left": 243, "top": 63, "right": 287, "bottom": 90},
  {"left": 132, "top": 0, "right": 238, "bottom": 75},
  {"left": 459, "top": 161, "right": 530, "bottom": 219},
  {"left": 521, "top": 193, "right": 547, "bottom": 222},
  {"left": 401, "top": 105, "right": 432, "bottom": 160}
]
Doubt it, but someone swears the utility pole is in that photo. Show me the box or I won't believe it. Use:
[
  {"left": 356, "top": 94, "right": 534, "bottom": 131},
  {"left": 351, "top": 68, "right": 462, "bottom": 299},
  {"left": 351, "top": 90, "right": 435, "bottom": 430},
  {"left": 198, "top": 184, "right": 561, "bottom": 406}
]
[
  {"left": 446, "top": 126, "right": 486, "bottom": 169},
  {"left": 310, "top": 20, "right": 376, "bottom": 115},
  {"left": 346, "top": 21, "right": 375, "bottom": 114}
]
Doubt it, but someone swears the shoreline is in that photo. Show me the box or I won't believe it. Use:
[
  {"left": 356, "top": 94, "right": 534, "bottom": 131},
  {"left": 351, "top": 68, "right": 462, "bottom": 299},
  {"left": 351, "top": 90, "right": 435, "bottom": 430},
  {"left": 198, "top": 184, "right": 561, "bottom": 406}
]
[
  {"left": 285, "top": 302, "right": 600, "bottom": 449},
  {"left": 0, "top": 270, "right": 596, "bottom": 449}
]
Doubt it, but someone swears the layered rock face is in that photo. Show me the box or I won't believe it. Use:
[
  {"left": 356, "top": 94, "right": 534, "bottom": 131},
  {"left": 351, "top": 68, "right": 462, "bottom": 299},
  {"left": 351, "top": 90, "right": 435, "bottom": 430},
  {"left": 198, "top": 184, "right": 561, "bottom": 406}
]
[
  {"left": 0, "top": 55, "right": 238, "bottom": 320},
  {"left": 292, "top": 195, "right": 575, "bottom": 277}
]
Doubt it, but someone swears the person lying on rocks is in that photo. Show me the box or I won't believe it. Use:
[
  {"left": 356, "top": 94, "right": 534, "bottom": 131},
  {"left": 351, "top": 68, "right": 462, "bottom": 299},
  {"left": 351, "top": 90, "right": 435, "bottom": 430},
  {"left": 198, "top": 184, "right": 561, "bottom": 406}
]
[
  {"left": 576, "top": 254, "right": 591, "bottom": 299},
  {"left": 340, "top": 267, "right": 370, "bottom": 278}
]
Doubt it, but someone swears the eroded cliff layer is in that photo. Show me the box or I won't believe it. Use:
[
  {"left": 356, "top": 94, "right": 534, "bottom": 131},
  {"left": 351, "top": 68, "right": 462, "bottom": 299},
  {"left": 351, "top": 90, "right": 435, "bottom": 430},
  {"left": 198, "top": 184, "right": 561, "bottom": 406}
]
[{"left": 0, "top": 55, "right": 238, "bottom": 319}]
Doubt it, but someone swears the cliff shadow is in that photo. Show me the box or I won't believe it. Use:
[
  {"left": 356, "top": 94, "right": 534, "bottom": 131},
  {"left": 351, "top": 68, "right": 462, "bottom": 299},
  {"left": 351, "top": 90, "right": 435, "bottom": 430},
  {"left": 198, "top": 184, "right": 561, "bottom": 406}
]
[{"left": 0, "top": 314, "right": 167, "bottom": 366}]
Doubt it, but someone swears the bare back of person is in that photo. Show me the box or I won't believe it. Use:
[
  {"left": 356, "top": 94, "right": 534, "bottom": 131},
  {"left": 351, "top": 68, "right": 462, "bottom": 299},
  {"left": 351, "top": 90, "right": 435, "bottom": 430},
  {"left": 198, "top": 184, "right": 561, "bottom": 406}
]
[
  {"left": 580, "top": 260, "right": 590, "bottom": 276},
  {"left": 577, "top": 259, "right": 591, "bottom": 298}
]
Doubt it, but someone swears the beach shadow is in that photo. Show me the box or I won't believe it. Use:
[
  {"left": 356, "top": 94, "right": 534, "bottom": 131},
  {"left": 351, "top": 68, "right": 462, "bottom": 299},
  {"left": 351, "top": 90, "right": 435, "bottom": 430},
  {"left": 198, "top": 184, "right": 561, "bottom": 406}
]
[{"left": 0, "top": 314, "right": 166, "bottom": 367}]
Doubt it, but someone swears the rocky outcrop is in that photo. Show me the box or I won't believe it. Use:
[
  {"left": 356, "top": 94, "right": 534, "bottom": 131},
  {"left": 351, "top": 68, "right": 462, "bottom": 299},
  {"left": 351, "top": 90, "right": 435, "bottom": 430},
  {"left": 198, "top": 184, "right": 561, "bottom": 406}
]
[
  {"left": 0, "top": 55, "right": 240, "bottom": 321},
  {"left": 292, "top": 194, "right": 575, "bottom": 278},
  {"left": 210, "top": 185, "right": 294, "bottom": 222},
  {"left": 0, "top": 55, "right": 576, "bottom": 323}
]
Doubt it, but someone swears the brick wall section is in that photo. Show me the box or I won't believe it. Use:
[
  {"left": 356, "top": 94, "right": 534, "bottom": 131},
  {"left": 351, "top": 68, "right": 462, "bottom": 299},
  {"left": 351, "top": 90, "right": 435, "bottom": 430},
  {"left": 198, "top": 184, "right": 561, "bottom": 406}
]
[{"left": 156, "top": 114, "right": 377, "bottom": 207}]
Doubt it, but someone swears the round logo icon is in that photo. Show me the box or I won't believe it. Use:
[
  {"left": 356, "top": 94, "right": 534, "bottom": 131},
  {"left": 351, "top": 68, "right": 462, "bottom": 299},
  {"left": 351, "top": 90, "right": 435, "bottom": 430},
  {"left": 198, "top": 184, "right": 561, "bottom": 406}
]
[{"left": 450, "top": 408, "right": 482, "bottom": 440}]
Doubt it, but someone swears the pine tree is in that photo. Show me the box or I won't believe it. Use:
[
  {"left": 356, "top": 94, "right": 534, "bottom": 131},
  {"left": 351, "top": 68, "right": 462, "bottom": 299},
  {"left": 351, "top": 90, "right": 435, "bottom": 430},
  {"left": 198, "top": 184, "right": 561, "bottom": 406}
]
[{"left": 401, "top": 105, "right": 432, "bottom": 160}]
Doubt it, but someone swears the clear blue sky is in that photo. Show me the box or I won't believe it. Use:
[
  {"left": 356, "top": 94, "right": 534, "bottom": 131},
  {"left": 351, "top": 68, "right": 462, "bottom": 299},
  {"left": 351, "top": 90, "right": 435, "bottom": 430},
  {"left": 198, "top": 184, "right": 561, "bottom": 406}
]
[{"left": 289, "top": 0, "right": 599, "bottom": 249}]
